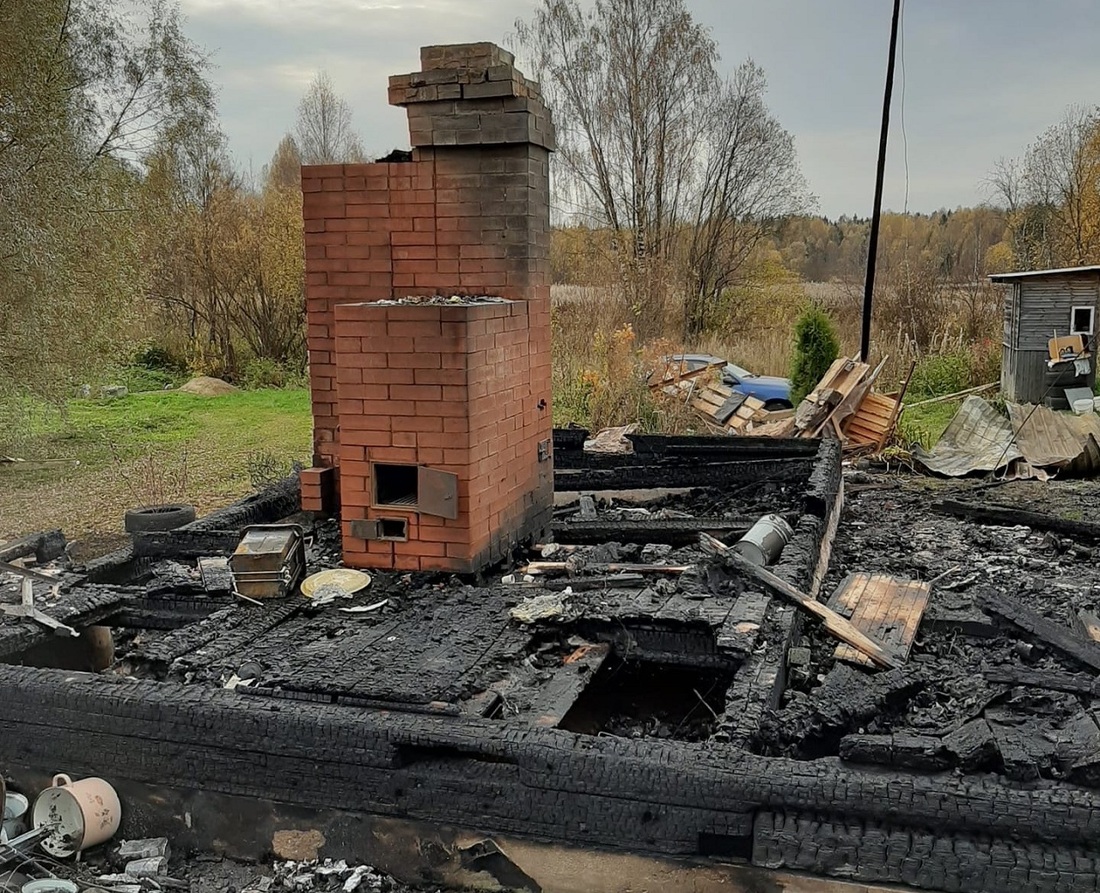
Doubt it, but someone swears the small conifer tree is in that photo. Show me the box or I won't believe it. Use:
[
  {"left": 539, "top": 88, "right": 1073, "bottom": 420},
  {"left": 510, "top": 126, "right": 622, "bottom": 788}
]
[{"left": 789, "top": 305, "right": 841, "bottom": 404}]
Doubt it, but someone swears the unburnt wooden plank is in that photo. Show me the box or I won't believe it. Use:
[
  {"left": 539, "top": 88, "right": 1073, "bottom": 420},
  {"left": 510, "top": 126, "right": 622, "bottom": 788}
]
[
  {"left": 828, "top": 572, "right": 930, "bottom": 667},
  {"left": 699, "top": 534, "right": 897, "bottom": 669}
]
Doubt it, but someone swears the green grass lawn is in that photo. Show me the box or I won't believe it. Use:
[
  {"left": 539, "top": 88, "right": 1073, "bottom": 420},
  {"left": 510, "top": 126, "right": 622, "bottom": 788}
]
[
  {"left": 896, "top": 400, "right": 961, "bottom": 450},
  {"left": 0, "top": 389, "right": 312, "bottom": 551}
]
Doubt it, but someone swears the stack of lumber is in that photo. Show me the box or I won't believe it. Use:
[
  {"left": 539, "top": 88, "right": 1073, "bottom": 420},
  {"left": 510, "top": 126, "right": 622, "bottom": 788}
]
[
  {"left": 686, "top": 382, "right": 776, "bottom": 433},
  {"left": 654, "top": 354, "right": 908, "bottom": 452},
  {"left": 649, "top": 358, "right": 724, "bottom": 391},
  {"left": 755, "top": 355, "right": 906, "bottom": 452},
  {"left": 845, "top": 391, "right": 903, "bottom": 451}
]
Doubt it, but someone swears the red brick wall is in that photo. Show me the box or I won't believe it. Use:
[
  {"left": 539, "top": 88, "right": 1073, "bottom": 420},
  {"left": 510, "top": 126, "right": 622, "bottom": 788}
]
[
  {"left": 302, "top": 159, "right": 436, "bottom": 467},
  {"left": 333, "top": 300, "right": 549, "bottom": 573},
  {"left": 301, "top": 42, "right": 555, "bottom": 574}
]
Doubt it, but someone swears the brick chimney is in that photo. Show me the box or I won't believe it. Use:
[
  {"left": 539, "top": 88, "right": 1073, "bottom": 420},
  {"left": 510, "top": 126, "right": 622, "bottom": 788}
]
[{"left": 300, "top": 43, "right": 555, "bottom": 574}]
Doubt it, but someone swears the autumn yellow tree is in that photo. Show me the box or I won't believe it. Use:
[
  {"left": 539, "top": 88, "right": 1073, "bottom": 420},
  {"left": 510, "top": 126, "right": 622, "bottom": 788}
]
[
  {"left": 990, "top": 106, "right": 1100, "bottom": 269},
  {"left": 0, "top": 0, "right": 211, "bottom": 403}
]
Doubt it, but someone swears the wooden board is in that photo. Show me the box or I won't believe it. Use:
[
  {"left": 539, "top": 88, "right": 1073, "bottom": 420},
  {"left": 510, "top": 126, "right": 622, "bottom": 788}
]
[
  {"left": 845, "top": 392, "right": 901, "bottom": 448},
  {"left": 826, "top": 572, "right": 931, "bottom": 667},
  {"left": 698, "top": 534, "right": 898, "bottom": 669},
  {"left": 529, "top": 642, "right": 610, "bottom": 728},
  {"left": 649, "top": 360, "right": 723, "bottom": 389},
  {"left": 713, "top": 392, "right": 746, "bottom": 424},
  {"left": 813, "top": 356, "right": 886, "bottom": 437}
]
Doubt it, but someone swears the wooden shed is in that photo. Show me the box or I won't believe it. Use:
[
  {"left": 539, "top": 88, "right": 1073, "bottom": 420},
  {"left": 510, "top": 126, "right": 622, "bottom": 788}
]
[{"left": 991, "top": 265, "right": 1100, "bottom": 405}]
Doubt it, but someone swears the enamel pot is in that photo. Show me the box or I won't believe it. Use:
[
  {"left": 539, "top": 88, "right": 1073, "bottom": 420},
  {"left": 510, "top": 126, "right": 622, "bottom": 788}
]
[{"left": 31, "top": 774, "right": 121, "bottom": 857}]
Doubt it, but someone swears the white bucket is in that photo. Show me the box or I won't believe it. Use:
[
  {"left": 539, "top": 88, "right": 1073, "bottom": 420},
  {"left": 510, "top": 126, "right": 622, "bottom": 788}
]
[
  {"left": 22, "top": 880, "right": 78, "bottom": 893},
  {"left": 731, "top": 514, "right": 794, "bottom": 567},
  {"left": 2, "top": 792, "right": 28, "bottom": 842},
  {"left": 31, "top": 773, "right": 121, "bottom": 858},
  {"left": 1073, "top": 397, "right": 1094, "bottom": 415}
]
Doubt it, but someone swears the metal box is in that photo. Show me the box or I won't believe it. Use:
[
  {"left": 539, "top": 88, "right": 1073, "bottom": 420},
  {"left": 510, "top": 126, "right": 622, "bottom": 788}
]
[{"left": 229, "top": 524, "right": 305, "bottom": 599}]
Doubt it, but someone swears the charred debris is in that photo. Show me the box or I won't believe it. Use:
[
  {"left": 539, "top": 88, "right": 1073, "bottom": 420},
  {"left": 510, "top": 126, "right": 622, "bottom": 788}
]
[
  {"left": 10, "top": 431, "right": 1100, "bottom": 889},
  {"left": 6, "top": 433, "right": 1100, "bottom": 777}
]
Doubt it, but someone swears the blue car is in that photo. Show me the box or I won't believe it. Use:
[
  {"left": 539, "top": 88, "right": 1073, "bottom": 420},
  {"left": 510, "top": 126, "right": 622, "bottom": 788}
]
[{"left": 666, "top": 354, "right": 793, "bottom": 410}]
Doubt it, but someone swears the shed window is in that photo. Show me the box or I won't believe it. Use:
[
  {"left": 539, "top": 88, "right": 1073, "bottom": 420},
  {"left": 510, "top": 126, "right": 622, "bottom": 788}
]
[{"left": 1071, "top": 306, "right": 1095, "bottom": 336}]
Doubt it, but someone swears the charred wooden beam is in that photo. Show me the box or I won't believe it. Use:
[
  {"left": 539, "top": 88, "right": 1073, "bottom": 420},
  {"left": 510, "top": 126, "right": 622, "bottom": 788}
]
[
  {"left": 8, "top": 662, "right": 1100, "bottom": 873},
  {"left": 942, "top": 718, "right": 998, "bottom": 771},
  {"left": 627, "top": 434, "right": 819, "bottom": 458},
  {"left": 551, "top": 517, "right": 753, "bottom": 546},
  {"left": 132, "top": 528, "right": 241, "bottom": 559},
  {"left": 0, "top": 529, "right": 66, "bottom": 564},
  {"left": 933, "top": 499, "right": 1100, "bottom": 541},
  {"left": 528, "top": 642, "right": 610, "bottom": 728},
  {"left": 507, "top": 574, "right": 648, "bottom": 592},
  {"left": 0, "top": 584, "right": 135, "bottom": 659},
  {"left": 762, "top": 663, "right": 928, "bottom": 753},
  {"left": 982, "top": 666, "right": 1100, "bottom": 696},
  {"left": 988, "top": 715, "right": 1051, "bottom": 782},
  {"left": 519, "top": 562, "right": 692, "bottom": 577},
  {"left": 188, "top": 474, "right": 300, "bottom": 531},
  {"left": 922, "top": 604, "right": 998, "bottom": 638},
  {"left": 554, "top": 458, "right": 814, "bottom": 492},
  {"left": 551, "top": 427, "right": 588, "bottom": 452},
  {"left": 839, "top": 732, "right": 950, "bottom": 771},
  {"left": 975, "top": 588, "right": 1100, "bottom": 672},
  {"left": 109, "top": 596, "right": 226, "bottom": 631}
]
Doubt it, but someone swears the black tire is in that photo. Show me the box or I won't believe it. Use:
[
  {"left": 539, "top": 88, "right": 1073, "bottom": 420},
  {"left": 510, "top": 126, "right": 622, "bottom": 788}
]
[
  {"left": 124, "top": 504, "right": 196, "bottom": 534},
  {"left": 764, "top": 399, "right": 793, "bottom": 411}
]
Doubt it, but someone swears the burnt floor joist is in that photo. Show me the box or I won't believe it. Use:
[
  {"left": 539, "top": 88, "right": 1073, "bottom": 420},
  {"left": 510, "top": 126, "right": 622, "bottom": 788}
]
[
  {"left": 4, "top": 663, "right": 1100, "bottom": 893},
  {"left": 0, "top": 582, "right": 135, "bottom": 659},
  {"left": 554, "top": 457, "right": 815, "bottom": 492},
  {"left": 550, "top": 516, "right": 754, "bottom": 546},
  {"left": 17, "top": 437, "right": 1100, "bottom": 892},
  {"left": 933, "top": 498, "right": 1100, "bottom": 541}
]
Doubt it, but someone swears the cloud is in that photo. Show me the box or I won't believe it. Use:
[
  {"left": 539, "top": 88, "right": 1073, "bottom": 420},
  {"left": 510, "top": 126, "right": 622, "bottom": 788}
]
[{"left": 179, "top": 0, "right": 1100, "bottom": 215}]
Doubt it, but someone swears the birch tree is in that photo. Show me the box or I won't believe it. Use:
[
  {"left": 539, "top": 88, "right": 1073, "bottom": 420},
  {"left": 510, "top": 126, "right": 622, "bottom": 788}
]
[
  {"left": 989, "top": 106, "right": 1100, "bottom": 269},
  {"left": 516, "top": 0, "right": 810, "bottom": 339},
  {"left": 295, "top": 72, "right": 366, "bottom": 165},
  {"left": 683, "top": 62, "right": 812, "bottom": 339}
]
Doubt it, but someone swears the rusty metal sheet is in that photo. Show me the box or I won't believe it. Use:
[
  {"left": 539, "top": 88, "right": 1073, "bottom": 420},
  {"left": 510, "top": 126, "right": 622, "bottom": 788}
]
[
  {"left": 1007, "top": 403, "right": 1085, "bottom": 468},
  {"left": 912, "top": 396, "right": 1023, "bottom": 476}
]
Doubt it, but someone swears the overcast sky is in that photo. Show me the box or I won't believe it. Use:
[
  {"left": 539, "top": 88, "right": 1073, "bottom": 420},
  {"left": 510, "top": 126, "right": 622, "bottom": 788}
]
[{"left": 179, "top": 0, "right": 1100, "bottom": 218}]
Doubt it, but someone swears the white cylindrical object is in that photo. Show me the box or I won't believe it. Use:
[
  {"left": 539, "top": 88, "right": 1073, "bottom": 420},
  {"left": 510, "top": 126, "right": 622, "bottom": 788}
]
[
  {"left": 22, "top": 881, "right": 78, "bottom": 893},
  {"left": 731, "top": 514, "right": 794, "bottom": 567},
  {"left": 32, "top": 773, "right": 121, "bottom": 858},
  {"left": 2, "top": 792, "right": 28, "bottom": 842}
]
